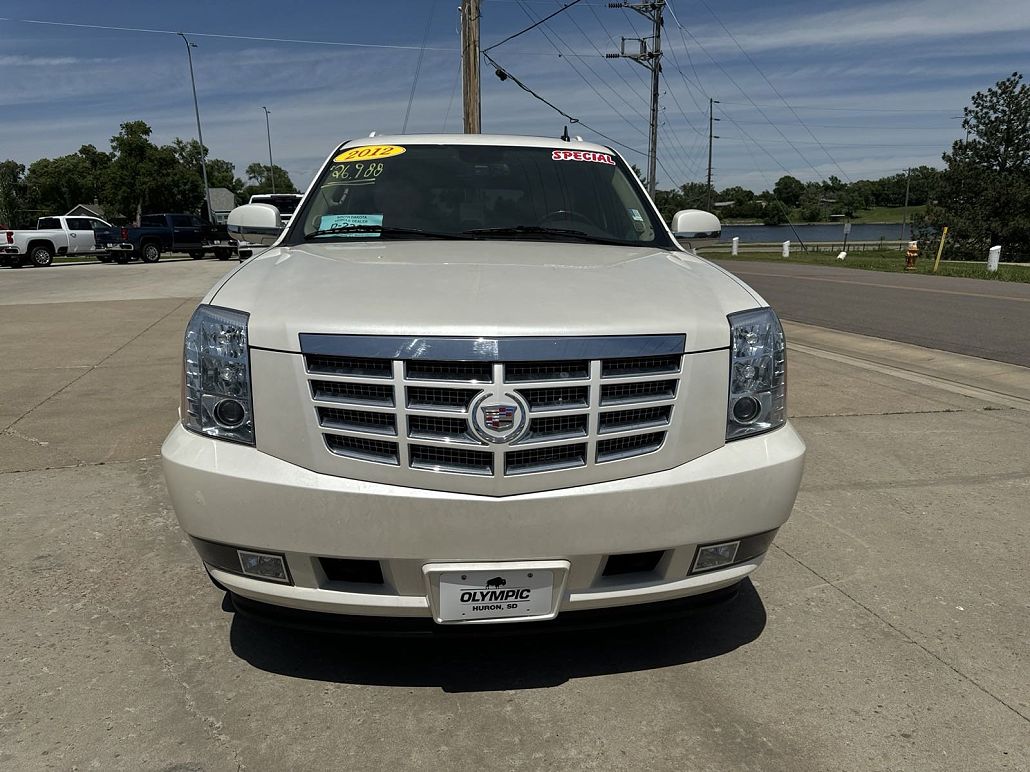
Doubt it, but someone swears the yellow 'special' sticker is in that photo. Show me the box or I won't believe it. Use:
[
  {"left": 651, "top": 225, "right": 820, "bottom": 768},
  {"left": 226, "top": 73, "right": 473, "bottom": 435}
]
[{"left": 334, "top": 145, "right": 406, "bottom": 162}]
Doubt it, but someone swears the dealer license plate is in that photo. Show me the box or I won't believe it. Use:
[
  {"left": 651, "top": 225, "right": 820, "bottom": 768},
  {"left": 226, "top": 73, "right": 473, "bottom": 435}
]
[{"left": 436, "top": 567, "right": 556, "bottom": 623}]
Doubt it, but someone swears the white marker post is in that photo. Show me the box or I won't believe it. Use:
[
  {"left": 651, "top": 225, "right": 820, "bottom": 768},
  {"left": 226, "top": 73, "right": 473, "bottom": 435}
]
[
  {"left": 987, "top": 245, "right": 1001, "bottom": 273},
  {"left": 731, "top": 236, "right": 739, "bottom": 256},
  {"left": 782, "top": 240, "right": 790, "bottom": 257}
]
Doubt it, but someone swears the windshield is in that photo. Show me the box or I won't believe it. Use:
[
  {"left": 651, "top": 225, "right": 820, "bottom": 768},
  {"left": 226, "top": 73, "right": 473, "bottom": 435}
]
[
  {"left": 250, "top": 194, "right": 302, "bottom": 215},
  {"left": 287, "top": 143, "right": 675, "bottom": 248}
]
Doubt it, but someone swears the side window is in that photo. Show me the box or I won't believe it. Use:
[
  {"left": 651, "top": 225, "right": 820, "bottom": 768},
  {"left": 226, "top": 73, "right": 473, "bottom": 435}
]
[
  {"left": 191, "top": 216, "right": 205, "bottom": 228},
  {"left": 89, "top": 219, "right": 109, "bottom": 230},
  {"left": 37, "top": 217, "right": 60, "bottom": 230},
  {"left": 68, "top": 218, "right": 92, "bottom": 230},
  {"left": 170, "top": 215, "right": 192, "bottom": 228}
]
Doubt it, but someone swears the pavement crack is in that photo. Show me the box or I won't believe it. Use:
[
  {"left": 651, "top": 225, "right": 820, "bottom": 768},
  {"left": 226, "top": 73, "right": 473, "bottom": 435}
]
[
  {"left": 800, "top": 469, "right": 1030, "bottom": 493},
  {"left": 772, "top": 542, "right": 1030, "bottom": 725},
  {"left": 2, "top": 298, "right": 193, "bottom": 434},
  {"left": 793, "top": 408, "right": 988, "bottom": 419},
  {"left": 0, "top": 456, "right": 161, "bottom": 476},
  {"left": 84, "top": 597, "right": 248, "bottom": 771}
]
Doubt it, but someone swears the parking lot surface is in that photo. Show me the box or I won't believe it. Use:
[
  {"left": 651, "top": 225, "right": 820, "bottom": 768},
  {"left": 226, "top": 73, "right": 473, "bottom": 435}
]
[{"left": 1, "top": 261, "right": 1028, "bottom": 770}]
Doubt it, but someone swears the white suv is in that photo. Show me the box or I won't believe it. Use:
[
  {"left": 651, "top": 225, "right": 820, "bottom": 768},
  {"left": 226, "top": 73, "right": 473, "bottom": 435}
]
[{"left": 161, "top": 134, "right": 805, "bottom": 629}]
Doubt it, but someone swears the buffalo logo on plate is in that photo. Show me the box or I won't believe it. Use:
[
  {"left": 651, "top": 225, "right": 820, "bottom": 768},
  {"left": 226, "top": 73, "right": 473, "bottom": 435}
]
[{"left": 470, "top": 391, "right": 529, "bottom": 444}]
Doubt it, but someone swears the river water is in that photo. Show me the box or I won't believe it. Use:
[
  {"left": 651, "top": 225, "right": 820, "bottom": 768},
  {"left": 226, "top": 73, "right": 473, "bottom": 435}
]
[{"left": 721, "top": 223, "right": 912, "bottom": 244}]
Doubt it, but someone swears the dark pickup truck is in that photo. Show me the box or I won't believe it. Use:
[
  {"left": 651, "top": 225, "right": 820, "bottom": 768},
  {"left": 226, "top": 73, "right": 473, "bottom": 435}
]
[{"left": 97, "top": 214, "right": 235, "bottom": 263}]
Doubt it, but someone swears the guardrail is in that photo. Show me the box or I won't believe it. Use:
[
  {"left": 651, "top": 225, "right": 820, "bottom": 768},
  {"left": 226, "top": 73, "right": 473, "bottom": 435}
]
[{"left": 699, "top": 240, "right": 909, "bottom": 253}]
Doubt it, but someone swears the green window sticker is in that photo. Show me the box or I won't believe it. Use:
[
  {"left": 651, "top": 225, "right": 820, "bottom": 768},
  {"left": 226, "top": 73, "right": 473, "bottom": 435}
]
[{"left": 317, "top": 214, "right": 384, "bottom": 237}]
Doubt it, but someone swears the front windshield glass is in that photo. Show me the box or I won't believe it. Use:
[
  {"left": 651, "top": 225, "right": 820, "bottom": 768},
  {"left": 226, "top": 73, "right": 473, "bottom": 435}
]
[{"left": 288, "top": 143, "right": 675, "bottom": 248}]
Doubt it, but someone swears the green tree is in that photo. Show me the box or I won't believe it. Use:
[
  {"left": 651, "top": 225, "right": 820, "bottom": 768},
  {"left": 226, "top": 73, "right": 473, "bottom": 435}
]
[
  {"left": 0, "top": 160, "right": 27, "bottom": 227},
  {"left": 773, "top": 175, "right": 805, "bottom": 207},
  {"left": 242, "top": 162, "right": 299, "bottom": 198},
  {"left": 921, "top": 72, "right": 1030, "bottom": 258},
  {"left": 171, "top": 138, "right": 243, "bottom": 198},
  {"left": 104, "top": 122, "right": 205, "bottom": 222},
  {"left": 762, "top": 199, "right": 789, "bottom": 226},
  {"left": 23, "top": 153, "right": 94, "bottom": 217}
]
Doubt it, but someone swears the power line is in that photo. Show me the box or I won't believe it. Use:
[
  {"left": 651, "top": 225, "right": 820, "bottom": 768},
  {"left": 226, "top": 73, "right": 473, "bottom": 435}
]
[
  {"left": 511, "top": 2, "right": 645, "bottom": 139},
  {"left": 402, "top": 0, "right": 438, "bottom": 133},
  {"left": 691, "top": 0, "right": 853, "bottom": 182},
  {"left": 482, "top": 0, "right": 584, "bottom": 51},
  {"left": 718, "top": 100, "right": 958, "bottom": 113},
  {"left": 482, "top": 50, "right": 679, "bottom": 182}
]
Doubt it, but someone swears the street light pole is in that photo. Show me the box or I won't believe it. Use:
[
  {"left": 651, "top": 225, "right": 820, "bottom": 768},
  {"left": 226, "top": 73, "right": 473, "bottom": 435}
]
[
  {"left": 262, "top": 106, "right": 276, "bottom": 194},
  {"left": 178, "top": 32, "right": 212, "bottom": 221}
]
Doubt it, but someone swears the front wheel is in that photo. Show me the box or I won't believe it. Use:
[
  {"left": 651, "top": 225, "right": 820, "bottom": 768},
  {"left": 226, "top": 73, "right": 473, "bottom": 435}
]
[
  {"left": 30, "top": 245, "right": 54, "bottom": 267},
  {"left": 140, "top": 243, "right": 161, "bottom": 263}
]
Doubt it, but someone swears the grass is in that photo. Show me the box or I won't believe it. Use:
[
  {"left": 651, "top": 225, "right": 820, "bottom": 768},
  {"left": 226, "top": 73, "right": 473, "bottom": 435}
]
[
  {"left": 702, "top": 248, "right": 1030, "bottom": 283},
  {"left": 850, "top": 205, "right": 925, "bottom": 224},
  {"left": 720, "top": 205, "right": 925, "bottom": 226}
]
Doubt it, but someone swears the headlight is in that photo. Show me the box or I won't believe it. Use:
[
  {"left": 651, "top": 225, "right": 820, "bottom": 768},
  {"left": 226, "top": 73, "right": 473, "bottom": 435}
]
[
  {"left": 726, "top": 307, "right": 786, "bottom": 441},
  {"left": 181, "top": 305, "right": 254, "bottom": 445}
]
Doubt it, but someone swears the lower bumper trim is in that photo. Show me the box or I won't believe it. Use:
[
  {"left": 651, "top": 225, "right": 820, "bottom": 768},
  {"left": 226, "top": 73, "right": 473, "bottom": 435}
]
[{"left": 228, "top": 582, "right": 743, "bottom": 637}]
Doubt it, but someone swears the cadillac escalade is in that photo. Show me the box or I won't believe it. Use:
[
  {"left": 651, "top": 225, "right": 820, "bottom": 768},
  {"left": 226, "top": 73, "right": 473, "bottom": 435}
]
[{"left": 161, "top": 134, "right": 806, "bottom": 628}]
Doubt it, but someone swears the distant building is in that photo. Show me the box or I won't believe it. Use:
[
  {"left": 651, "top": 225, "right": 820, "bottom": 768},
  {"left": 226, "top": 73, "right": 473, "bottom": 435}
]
[
  {"left": 206, "top": 188, "right": 238, "bottom": 224},
  {"left": 66, "top": 203, "right": 106, "bottom": 219}
]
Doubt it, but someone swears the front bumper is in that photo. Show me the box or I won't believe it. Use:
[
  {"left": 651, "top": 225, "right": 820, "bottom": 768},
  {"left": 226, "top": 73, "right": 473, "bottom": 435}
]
[{"left": 162, "top": 422, "right": 805, "bottom": 620}]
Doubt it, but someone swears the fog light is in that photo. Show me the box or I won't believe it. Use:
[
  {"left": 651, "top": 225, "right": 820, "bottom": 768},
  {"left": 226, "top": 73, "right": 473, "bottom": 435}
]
[
  {"left": 237, "top": 550, "right": 290, "bottom": 583},
  {"left": 731, "top": 395, "right": 762, "bottom": 424},
  {"left": 692, "top": 541, "right": 740, "bottom": 573},
  {"left": 213, "top": 398, "right": 247, "bottom": 428}
]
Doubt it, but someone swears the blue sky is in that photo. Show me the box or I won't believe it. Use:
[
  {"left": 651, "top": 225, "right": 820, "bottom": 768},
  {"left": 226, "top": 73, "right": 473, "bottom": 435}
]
[{"left": 1, "top": 0, "right": 1028, "bottom": 192}]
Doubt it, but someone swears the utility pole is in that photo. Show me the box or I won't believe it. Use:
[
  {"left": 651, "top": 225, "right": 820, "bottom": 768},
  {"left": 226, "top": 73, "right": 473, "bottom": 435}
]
[
  {"left": 177, "top": 33, "right": 212, "bottom": 222},
  {"left": 706, "top": 97, "right": 720, "bottom": 210},
  {"left": 606, "top": 2, "right": 664, "bottom": 198},
  {"left": 460, "top": 0, "right": 481, "bottom": 133},
  {"left": 262, "top": 106, "right": 276, "bottom": 194},
  {"left": 900, "top": 167, "right": 911, "bottom": 241}
]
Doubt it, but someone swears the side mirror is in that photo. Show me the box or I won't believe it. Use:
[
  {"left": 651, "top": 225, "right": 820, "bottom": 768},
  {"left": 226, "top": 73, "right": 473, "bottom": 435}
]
[
  {"left": 671, "top": 209, "right": 721, "bottom": 249},
  {"left": 227, "top": 204, "right": 283, "bottom": 247}
]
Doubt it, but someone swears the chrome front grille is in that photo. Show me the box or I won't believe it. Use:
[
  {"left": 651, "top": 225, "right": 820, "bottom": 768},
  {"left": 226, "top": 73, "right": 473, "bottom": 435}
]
[{"left": 301, "top": 334, "right": 685, "bottom": 481}]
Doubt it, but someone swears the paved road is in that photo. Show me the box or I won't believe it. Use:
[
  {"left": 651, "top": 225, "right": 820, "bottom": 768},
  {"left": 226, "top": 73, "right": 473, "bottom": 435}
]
[
  {"left": 713, "top": 260, "right": 1030, "bottom": 367},
  {"left": 2, "top": 261, "right": 1028, "bottom": 770}
]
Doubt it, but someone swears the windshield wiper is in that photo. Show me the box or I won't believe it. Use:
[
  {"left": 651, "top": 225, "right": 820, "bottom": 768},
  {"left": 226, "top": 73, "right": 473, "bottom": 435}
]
[
  {"left": 304, "top": 224, "right": 471, "bottom": 240},
  {"left": 462, "top": 225, "right": 631, "bottom": 245}
]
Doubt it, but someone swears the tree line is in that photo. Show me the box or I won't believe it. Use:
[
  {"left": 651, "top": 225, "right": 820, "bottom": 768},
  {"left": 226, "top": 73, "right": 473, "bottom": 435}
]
[
  {"left": 653, "top": 72, "right": 1029, "bottom": 259},
  {"left": 0, "top": 120, "right": 298, "bottom": 228},
  {"left": 652, "top": 167, "right": 941, "bottom": 227}
]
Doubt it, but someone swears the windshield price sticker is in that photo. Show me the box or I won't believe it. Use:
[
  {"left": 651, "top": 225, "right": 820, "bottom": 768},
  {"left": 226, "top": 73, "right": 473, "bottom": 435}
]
[
  {"left": 334, "top": 144, "right": 406, "bottom": 162},
  {"left": 329, "top": 161, "right": 385, "bottom": 184},
  {"left": 551, "top": 149, "right": 616, "bottom": 165},
  {"left": 317, "top": 214, "right": 383, "bottom": 236}
]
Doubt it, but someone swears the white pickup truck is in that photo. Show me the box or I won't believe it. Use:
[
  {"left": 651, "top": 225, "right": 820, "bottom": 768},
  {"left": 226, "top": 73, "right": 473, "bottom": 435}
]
[{"left": 2, "top": 215, "right": 126, "bottom": 268}]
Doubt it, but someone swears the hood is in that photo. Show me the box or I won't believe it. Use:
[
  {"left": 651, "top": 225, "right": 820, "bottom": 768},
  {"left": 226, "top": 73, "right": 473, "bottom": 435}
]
[{"left": 211, "top": 240, "right": 764, "bottom": 353}]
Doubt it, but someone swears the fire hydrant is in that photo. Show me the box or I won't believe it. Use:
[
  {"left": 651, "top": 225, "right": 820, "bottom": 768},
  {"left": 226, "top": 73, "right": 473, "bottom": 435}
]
[{"left": 904, "top": 240, "right": 919, "bottom": 271}]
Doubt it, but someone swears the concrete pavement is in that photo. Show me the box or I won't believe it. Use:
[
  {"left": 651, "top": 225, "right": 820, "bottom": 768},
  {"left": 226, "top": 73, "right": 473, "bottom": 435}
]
[{"left": 1, "top": 261, "right": 1027, "bottom": 770}]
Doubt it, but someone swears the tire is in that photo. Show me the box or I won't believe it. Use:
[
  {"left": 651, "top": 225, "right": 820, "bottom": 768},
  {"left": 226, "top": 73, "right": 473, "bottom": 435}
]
[
  {"left": 114, "top": 252, "right": 129, "bottom": 264},
  {"left": 140, "top": 243, "right": 161, "bottom": 263},
  {"left": 189, "top": 251, "right": 204, "bottom": 260},
  {"left": 30, "top": 245, "right": 53, "bottom": 267},
  {"left": 216, "top": 250, "right": 230, "bottom": 261}
]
